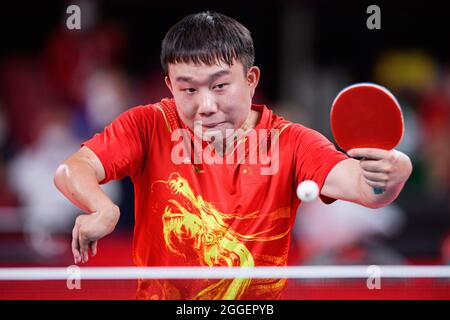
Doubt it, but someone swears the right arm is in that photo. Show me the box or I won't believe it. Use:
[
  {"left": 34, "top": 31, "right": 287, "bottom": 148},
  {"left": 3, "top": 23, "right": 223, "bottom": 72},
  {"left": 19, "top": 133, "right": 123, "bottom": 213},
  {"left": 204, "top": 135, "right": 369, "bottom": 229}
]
[{"left": 54, "top": 146, "right": 120, "bottom": 264}]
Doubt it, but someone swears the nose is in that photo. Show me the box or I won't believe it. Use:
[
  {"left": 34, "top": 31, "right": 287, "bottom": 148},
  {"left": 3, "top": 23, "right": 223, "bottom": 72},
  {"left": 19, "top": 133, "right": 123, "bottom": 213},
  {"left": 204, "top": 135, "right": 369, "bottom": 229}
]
[{"left": 197, "top": 91, "right": 218, "bottom": 116}]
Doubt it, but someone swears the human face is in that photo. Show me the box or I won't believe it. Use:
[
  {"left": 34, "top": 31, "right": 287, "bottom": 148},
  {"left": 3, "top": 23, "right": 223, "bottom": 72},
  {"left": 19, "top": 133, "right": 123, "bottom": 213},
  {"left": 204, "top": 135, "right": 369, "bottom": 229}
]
[{"left": 165, "top": 60, "right": 260, "bottom": 141}]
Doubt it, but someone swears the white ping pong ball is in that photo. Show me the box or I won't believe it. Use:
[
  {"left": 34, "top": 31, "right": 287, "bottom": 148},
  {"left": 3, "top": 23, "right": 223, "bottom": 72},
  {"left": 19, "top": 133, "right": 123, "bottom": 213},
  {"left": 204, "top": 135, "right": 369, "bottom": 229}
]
[{"left": 296, "top": 180, "right": 319, "bottom": 202}]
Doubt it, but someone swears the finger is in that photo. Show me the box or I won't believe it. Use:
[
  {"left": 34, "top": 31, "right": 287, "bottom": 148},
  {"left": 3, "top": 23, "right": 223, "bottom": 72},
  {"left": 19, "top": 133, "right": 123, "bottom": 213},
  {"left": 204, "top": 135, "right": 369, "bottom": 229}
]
[
  {"left": 90, "top": 241, "right": 98, "bottom": 257},
  {"left": 79, "top": 228, "right": 90, "bottom": 263},
  {"left": 361, "top": 171, "right": 389, "bottom": 183},
  {"left": 71, "top": 223, "right": 81, "bottom": 264},
  {"left": 360, "top": 160, "right": 391, "bottom": 173},
  {"left": 364, "top": 178, "right": 387, "bottom": 189},
  {"left": 348, "top": 148, "right": 390, "bottom": 160}
]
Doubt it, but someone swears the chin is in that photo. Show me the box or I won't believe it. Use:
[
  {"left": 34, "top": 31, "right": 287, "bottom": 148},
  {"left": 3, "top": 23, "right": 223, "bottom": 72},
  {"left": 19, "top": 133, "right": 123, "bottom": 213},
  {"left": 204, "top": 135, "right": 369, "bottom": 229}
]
[{"left": 202, "top": 128, "right": 230, "bottom": 142}]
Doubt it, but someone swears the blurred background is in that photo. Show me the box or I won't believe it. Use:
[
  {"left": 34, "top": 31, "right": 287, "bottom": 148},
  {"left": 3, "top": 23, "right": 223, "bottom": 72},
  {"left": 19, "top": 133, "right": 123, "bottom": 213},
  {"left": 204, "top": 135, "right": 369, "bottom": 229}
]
[{"left": 0, "top": 0, "right": 449, "bottom": 281}]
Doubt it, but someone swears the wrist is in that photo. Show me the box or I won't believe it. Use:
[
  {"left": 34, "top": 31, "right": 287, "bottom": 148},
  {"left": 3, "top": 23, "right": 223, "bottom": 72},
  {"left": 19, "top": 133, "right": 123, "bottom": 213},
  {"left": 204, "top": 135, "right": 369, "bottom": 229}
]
[{"left": 95, "top": 203, "right": 121, "bottom": 228}]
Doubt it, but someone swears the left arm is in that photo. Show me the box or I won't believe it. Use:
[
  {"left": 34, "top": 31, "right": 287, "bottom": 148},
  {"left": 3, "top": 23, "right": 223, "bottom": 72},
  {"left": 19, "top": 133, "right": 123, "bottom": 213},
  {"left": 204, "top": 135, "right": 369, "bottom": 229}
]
[{"left": 321, "top": 148, "right": 413, "bottom": 208}]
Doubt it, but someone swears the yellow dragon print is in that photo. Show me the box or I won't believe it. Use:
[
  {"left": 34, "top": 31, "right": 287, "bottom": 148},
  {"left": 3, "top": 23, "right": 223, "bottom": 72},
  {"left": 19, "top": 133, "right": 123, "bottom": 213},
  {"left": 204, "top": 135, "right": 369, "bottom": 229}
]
[{"left": 152, "top": 172, "right": 290, "bottom": 299}]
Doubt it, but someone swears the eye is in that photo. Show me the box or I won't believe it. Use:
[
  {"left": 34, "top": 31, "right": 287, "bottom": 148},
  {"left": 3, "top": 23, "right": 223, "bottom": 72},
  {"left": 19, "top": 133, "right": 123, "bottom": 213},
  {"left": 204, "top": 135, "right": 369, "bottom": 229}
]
[
  {"left": 182, "top": 88, "right": 196, "bottom": 94},
  {"left": 213, "top": 83, "right": 228, "bottom": 90}
]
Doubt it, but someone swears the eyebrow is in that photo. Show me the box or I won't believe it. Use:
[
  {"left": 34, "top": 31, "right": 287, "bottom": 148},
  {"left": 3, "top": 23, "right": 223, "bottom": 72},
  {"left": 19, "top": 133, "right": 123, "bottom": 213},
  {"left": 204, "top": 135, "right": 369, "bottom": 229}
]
[{"left": 175, "top": 70, "right": 231, "bottom": 83}]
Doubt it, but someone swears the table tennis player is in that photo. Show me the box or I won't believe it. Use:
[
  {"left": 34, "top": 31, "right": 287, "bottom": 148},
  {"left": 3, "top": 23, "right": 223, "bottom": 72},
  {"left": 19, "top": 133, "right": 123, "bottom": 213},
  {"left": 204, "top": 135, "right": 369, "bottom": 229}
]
[{"left": 54, "top": 11, "right": 412, "bottom": 299}]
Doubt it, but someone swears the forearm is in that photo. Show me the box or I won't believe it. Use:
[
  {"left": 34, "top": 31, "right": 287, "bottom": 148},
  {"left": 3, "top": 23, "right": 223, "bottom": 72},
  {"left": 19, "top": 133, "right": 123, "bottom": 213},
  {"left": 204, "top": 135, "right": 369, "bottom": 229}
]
[
  {"left": 322, "top": 152, "right": 412, "bottom": 209},
  {"left": 355, "top": 150, "right": 412, "bottom": 208},
  {"left": 54, "top": 159, "right": 118, "bottom": 215},
  {"left": 56, "top": 148, "right": 121, "bottom": 264},
  {"left": 357, "top": 174, "right": 405, "bottom": 208}
]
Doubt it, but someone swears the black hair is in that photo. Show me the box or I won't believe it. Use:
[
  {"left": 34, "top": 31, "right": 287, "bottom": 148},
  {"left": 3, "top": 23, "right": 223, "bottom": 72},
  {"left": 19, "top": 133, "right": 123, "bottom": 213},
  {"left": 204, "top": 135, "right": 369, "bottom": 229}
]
[{"left": 161, "top": 11, "right": 255, "bottom": 75}]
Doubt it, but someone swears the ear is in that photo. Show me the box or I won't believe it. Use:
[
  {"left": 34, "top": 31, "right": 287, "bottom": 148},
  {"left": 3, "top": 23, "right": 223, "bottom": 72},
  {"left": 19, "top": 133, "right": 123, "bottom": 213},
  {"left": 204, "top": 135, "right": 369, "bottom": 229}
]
[
  {"left": 246, "top": 66, "right": 260, "bottom": 98},
  {"left": 165, "top": 76, "right": 174, "bottom": 95}
]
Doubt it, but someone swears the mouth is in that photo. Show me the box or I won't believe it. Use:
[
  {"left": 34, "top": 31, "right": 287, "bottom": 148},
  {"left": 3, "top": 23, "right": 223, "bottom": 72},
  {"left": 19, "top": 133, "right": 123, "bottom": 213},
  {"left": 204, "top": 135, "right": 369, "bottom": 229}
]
[
  {"left": 199, "top": 121, "right": 226, "bottom": 129},
  {"left": 194, "top": 121, "right": 226, "bottom": 131}
]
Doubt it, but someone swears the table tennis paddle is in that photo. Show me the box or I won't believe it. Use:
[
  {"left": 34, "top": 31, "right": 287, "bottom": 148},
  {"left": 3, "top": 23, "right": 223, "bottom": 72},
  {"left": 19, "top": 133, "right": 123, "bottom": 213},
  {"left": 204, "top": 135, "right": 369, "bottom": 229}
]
[{"left": 330, "top": 83, "right": 404, "bottom": 194}]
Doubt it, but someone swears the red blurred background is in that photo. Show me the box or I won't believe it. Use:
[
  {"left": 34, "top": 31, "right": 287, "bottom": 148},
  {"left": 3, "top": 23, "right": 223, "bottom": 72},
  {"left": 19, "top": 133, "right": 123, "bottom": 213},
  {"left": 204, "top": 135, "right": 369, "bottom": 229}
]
[{"left": 0, "top": 0, "right": 449, "bottom": 299}]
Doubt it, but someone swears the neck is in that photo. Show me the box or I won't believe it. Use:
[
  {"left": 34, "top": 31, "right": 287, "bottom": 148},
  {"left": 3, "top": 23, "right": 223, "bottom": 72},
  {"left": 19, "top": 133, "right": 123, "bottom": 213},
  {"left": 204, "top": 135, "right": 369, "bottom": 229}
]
[
  {"left": 241, "top": 109, "right": 261, "bottom": 132},
  {"left": 210, "top": 108, "right": 261, "bottom": 156}
]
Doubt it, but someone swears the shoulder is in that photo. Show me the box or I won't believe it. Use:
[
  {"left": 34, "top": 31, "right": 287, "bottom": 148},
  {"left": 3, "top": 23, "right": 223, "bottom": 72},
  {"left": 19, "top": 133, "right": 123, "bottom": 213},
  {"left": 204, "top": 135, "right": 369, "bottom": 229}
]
[
  {"left": 284, "top": 123, "right": 326, "bottom": 140},
  {"left": 254, "top": 103, "right": 331, "bottom": 143},
  {"left": 122, "top": 103, "right": 160, "bottom": 119},
  {"left": 268, "top": 111, "right": 333, "bottom": 149},
  {"left": 117, "top": 98, "right": 174, "bottom": 127}
]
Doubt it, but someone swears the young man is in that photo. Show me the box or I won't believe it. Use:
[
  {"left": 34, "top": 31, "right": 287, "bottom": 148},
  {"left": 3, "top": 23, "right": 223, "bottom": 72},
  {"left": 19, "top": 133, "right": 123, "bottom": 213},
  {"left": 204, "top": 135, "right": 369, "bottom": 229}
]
[{"left": 54, "top": 12, "right": 412, "bottom": 299}]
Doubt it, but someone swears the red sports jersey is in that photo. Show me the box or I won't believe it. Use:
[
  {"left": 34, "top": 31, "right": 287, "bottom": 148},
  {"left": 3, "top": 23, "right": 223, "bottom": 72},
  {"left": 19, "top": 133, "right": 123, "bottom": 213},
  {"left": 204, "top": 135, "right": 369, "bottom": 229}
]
[{"left": 83, "top": 98, "right": 348, "bottom": 299}]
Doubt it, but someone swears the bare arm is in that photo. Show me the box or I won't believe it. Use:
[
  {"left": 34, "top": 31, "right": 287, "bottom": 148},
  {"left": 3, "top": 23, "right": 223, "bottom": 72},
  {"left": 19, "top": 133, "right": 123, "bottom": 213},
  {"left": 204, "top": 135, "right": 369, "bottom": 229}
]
[
  {"left": 54, "top": 146, "right": 120, "bottom": 264},
  {"left": 321, "top": 148, "right": 413, "bottom": 208}
]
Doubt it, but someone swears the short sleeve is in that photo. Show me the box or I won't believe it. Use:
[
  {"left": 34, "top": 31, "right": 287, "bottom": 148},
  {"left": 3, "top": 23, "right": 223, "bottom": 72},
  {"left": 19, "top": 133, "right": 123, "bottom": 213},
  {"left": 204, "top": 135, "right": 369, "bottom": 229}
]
[
  {"left": 82, "top": 105, "right": 156, "bottom": 184},
  {"left": 290, "top": 124, "right": 348, "bottom": 204}
]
